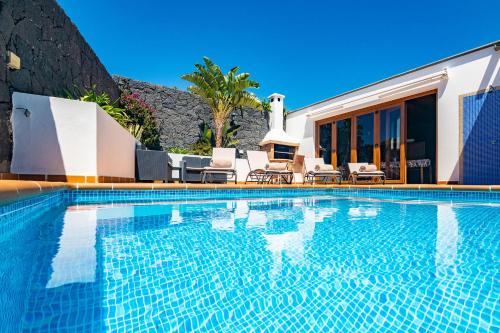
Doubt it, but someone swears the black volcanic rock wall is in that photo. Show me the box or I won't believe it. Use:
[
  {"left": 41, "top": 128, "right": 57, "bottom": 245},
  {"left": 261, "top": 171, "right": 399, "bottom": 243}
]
[
  {"left": 114, "top": 76, "right": 269, "bottom": 153},
  {"left": 0, "top": 0, "right": 120, "bottom": 172}
]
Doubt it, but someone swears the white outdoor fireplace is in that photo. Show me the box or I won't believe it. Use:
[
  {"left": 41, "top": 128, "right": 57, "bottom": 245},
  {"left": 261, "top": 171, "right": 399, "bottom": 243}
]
[{"left": 260, "top": 93, "right": 300, "bottom": 161}]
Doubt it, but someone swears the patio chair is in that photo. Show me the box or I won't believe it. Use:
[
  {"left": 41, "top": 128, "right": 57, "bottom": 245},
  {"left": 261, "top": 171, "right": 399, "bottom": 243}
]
[
  {"left": 180, "top": 155, "right": 211, "bottom": 183},
  {"left": 245, "top": 150, "right": 294, "bottom": 184},
  {"left": 135, "top": 149, "right": 176, "bottom": 182},
  {"left": 348, "top": 163, "right": 386, "bottom": 184},
  {"left": 303, "top": 157, "right": 342, "bottom": 184},
  {"left": 201, "top": 148, "right": 237, "bottom": 184}
]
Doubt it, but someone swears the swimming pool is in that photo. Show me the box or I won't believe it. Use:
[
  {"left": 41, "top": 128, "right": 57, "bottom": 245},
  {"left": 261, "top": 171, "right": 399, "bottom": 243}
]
[{"left": 0, "top": 189, "right": 498, "bottom": 332}]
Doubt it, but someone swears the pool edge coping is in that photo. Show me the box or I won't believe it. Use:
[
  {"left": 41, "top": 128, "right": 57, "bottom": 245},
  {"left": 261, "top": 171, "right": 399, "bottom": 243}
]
[{"left": 2, "top": 180, "right": 500, "bottom": 206}]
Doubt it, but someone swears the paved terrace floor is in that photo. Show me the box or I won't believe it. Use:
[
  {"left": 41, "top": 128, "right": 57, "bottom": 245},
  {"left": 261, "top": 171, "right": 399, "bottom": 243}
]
[{"left": 1, "top": 180, "right": 500, "bottom": 205}]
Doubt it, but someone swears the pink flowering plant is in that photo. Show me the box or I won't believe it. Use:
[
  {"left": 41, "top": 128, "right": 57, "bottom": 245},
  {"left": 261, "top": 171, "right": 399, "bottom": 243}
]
[{"left": 120, "top": 92, "right": 160, "bottom": 149}]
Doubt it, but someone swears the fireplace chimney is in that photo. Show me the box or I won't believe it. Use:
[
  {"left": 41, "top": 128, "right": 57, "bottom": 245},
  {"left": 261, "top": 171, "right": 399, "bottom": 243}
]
[
  {"left": 269, "top": 93, "right": 285, "bottom": 130},
  {"left": 260, "top": 93, "right": 299, "bottom": 161}
]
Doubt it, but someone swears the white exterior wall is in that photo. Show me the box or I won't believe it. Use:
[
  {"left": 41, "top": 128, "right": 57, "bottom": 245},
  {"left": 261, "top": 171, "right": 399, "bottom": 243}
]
[
  {"left": 96, "top": 108, "right": 136, "bottom": 178},
  {"left": 286, "top": 44, "right": 499, "bottom": 183},
  {"left": 11, "top": 93, "right": 136, "bottom": 178}
]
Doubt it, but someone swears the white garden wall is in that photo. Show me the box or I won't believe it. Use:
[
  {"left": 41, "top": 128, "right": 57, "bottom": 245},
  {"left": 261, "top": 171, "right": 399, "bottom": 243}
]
[
  {"left": 286, "top": 43, "right": 499, "bottom": 183},
  {"left": 96, "top": 105, "right": 136, "bottom": 178},
  {"left": 11, "top": 93, "right": 136, "bottom": 179}
]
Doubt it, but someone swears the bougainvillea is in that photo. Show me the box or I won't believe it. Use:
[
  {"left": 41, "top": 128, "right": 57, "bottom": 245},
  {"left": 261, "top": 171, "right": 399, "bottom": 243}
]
[{"left": 120, "top": 92, "right": 161, "bottom": 150}]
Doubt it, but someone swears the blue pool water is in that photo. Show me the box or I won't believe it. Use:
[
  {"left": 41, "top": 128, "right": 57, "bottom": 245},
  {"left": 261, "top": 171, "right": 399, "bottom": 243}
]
[{"left": 0, "top": 190, "right": 499, "bottom": 332}]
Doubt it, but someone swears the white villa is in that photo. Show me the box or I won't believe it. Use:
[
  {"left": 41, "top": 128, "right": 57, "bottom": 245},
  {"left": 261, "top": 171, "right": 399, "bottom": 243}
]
[{"left": 285, "top": 41, "right": 499, "bottom": 185}]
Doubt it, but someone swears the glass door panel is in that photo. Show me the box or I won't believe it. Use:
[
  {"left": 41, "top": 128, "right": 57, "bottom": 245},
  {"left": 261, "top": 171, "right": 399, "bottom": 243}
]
[
  {"left": 356, "top": 113, "right": 374, "bottom": 163},
  {"left": 379, "top": 107, "right": 401, "bottom": 180},
  {"left": 336, "top": 119, "right": 351, "bottom": 178},
  {"left": 319, "top": 123, "right": 332, "bottom": 164},
  {"left": 405, "top": 94, "right": 436, "bottom": 184}
]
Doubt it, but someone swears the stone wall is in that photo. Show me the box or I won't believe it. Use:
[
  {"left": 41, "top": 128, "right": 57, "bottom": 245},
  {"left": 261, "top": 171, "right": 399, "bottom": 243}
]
[
  {"left": 0, "top": 0, "right": 120, "bottom": 172},
  {"left": 114, "top": 76, "right": 269, "bottom": 153}
]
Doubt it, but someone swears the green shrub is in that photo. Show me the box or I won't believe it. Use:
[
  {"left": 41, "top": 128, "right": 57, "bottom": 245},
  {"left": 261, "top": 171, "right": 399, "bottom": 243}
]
[
  {"left": 66, "top": 86, "right": 161, "bottom": 150},
  {"left": 189, "top": 141, "right": 212, "bottom": 156},
  {"left": 67, "top": 85, "right": 129, "bottom": 127},
  {"left": 167, "top": 147, "right": 191, "bottom": 154}
]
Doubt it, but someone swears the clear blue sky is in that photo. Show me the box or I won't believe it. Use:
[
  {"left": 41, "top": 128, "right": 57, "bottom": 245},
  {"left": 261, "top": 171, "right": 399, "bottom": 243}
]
[{"left": 58, "top": 0, "right": 499, "bottom": 110}]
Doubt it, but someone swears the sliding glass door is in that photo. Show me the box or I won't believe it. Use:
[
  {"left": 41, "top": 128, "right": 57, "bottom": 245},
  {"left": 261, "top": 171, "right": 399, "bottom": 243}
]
[
  {"left": 315, "top": 94, "right": 435, "bottom": 183},
  {"left": 336, "top": 119, "right": 351, "bottom": 177},
  {"left": 379, "top": 106, "right": 401, "bottom": 181},
  {"left": 356, "top": 113, "right": 374, "bottom": 163},
  {"left": 318, "top": 108, "right": 401, "bottom": 182},
  {"left": 318, "top": 123, "right": 332, "bottom": 164}
]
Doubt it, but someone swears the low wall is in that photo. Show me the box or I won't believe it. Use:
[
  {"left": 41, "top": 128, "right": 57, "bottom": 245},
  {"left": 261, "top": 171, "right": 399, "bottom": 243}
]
[
  {"left": 11, "top": 93, "right": 135, "bottom": 180},
  {"left": 96, "top": 106, "right": 137, "bottom": 179}
]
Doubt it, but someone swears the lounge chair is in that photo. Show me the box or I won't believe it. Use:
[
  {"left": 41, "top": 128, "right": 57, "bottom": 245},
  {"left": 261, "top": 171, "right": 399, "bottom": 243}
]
[
  {"left": 245, "top": 150, "right": 294, "bottom": 184},
  {"left": 201, "top": 148, "right": 237, "bottom": 184},
  {"left": 303, "top": 157, "right": 342, "bottom": 184},
  {"left": 348, "top": 163, "right": 386, "bottom": 184}
]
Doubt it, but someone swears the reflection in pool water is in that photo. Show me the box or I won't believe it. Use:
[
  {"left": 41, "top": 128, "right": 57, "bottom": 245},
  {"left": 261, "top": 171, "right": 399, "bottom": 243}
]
[
  {"left": 0, "top": 195, "right": 498, "bottom": 332},
  {"left": 46, "top": 208, "right": 97, "bottom": 288}
]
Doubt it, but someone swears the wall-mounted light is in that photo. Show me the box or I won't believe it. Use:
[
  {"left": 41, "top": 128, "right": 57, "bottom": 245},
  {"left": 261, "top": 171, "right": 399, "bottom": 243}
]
[
  {"left": 15, "top": 107, "right": 30, "bottom": 118},
  {"left": 7, "top": 51, "right": 21, "bottom": 70}
]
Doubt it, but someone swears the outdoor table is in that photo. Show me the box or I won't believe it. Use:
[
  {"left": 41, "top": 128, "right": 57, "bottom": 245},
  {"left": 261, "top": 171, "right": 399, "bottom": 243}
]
[{"left": 381, "top": 159, "right": 432, "bottom": 183}]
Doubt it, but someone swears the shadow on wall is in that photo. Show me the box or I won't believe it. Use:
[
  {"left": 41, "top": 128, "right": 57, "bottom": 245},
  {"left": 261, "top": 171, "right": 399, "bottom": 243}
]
[
  {"left": 10, "top": 94, "right": 66, "bottom": 177},
  {"left": 296, "top": 116, "right": 315, "bottom": 157}
]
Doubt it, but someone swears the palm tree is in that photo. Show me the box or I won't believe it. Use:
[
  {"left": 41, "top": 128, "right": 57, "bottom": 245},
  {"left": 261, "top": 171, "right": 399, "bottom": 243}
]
[{"left": 182, "top": 57, "right": 262, "bottom": 147}]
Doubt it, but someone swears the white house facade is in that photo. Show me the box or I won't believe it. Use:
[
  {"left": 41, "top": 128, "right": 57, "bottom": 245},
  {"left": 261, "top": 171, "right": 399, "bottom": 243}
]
[{"left": 286, "top": 41, "right": 500, "bottom": 184}]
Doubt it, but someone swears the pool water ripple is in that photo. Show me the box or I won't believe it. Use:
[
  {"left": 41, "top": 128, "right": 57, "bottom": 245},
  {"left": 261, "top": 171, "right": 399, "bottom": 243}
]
[{"left": 0, "top": 195, "right": 498, "bottom": 332}]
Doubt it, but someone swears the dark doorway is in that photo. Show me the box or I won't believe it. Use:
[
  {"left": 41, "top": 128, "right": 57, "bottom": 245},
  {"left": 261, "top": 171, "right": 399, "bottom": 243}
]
[
  {"left": 336, "top": 119, "right": 351, "bottom": 178},
  {"left": 356, "top": 113, "right": 374, "bottom": 163},
  {"left": 405, "top": 94, "right": 437, "bottom": 184},
  {"left": 319, "top": 123, "right": 332, "bottom": 164}
]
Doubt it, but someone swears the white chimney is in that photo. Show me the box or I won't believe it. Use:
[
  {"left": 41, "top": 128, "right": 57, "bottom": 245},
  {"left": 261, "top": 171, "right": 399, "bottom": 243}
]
[
  {"left": 269, "top": 93, "right": 285, "bottom": 130},
  {"left": 260, "top": 93, "right": 299, "bottom": 147}
]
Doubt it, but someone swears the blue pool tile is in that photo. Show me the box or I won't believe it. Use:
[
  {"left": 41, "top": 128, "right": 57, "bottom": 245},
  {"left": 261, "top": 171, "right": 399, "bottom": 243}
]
[{"left": 0, "top": 189, "right": 499, "bottom": 332}]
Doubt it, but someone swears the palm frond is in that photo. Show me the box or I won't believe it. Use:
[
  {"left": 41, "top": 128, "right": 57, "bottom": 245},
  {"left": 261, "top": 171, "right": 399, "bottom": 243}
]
[
  {"left": 182, "top": 57, "right": 262, "bottom": 147},
  {"left": 235, "top": 92, "right": 261, "bottom": 109}
]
